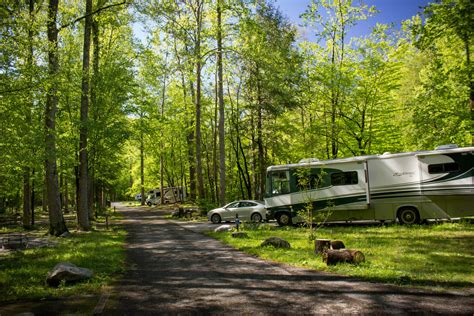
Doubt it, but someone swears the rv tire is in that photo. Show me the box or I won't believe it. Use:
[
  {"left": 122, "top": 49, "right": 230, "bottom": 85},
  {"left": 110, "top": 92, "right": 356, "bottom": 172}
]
[
  {"left": 397, "top": 207, "right": 420, "bottom": 225},
  {"left": 276, "top": 212, "right": 292, "bottom": 226}
]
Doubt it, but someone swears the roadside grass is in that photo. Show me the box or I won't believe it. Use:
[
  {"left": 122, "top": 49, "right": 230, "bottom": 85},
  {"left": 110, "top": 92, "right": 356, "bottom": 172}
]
[
  {"left": 0, "top": 214, "right": 126, "bottom": 302},
  {"left": 207, "top": 222, "right": 474, "bottom": 290}
]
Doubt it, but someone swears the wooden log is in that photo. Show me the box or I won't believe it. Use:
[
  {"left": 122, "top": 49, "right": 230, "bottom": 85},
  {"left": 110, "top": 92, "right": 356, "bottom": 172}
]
[
  {"left": 330, "top": 240, "right": 345, "bottom": 250},
  {"left": 323, "top": 249, "right": 365, "bottom": 265},
  {"left": 314, "top": 239, "right": 331, "bottom": 255}
]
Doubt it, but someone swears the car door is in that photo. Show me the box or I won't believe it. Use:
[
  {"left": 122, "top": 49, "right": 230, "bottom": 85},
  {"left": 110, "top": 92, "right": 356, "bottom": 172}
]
[
  {"left": 235, "top": 202, "right": 255, "bottom": 221},
  {"left": 223, "top": 202, "right": 240, "bottom": 221}
]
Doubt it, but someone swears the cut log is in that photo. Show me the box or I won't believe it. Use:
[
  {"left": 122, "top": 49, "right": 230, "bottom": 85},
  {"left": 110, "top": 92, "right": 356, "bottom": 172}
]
[
  {"left": 323, "top": 249, "right": 365, "bottom": 265},
  {"left": 314, "top": 239, "right": 331, "bottom": 255},
  {"left": 330, "top": 240, "right": 345, "bottom": 250}
]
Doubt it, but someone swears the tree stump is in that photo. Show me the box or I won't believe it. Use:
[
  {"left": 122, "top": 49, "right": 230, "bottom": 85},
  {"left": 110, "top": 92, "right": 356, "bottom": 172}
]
[
  {"left": 314, "top": 239, "right": 331, "bottom": 255},
  {"left": 330, "top": 240, "right": 345, "bottom": 250},
  {"left": 323, "top": 249, "right": 365, "bottom": 265}
]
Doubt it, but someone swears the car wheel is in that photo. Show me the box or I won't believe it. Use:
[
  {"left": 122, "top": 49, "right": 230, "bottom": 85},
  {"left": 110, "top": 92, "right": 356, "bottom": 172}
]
[
  {"left": 211, "top": 214, "right": 221, "bottom": 224},
  {"left": 251, "top": 213, "right": 262, "bottom": 223},
  {"left": 277, "top": 212, "right": 292, "bottom": 226},
  {"left": 398, "top": 207, "right": 420, "bottom": 225}
]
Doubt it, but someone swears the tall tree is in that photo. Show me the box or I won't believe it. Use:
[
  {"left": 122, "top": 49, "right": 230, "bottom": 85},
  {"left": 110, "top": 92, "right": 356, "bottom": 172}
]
[
  {"left": 45, "top": 0, "right": 68, "bottom": 236},
  {"left": 78, "top": 0, "right": 93, "bottom": 230},
  {"left": 302, "top": 0, "right": 376, "bottom": 158},
  {"left": 414, "top": 0, "right": 473, "bottom": 145},
  {"left": 216, "top": 0, "right": 226, "bottom": 205}
]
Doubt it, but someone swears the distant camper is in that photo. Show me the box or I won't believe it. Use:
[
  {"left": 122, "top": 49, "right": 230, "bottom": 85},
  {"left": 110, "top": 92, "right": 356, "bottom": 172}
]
[
  {"left": 146, "top": 187, "right": 186, "bottom": 206},
  {"left": 265, "top": 145, "right": 474, "bottom": 226}
]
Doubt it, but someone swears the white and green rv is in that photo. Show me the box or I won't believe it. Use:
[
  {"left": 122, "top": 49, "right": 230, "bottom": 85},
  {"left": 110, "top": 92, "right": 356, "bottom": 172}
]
[{"left": 265, "top": 145, "right": 474, "bottom": 226}]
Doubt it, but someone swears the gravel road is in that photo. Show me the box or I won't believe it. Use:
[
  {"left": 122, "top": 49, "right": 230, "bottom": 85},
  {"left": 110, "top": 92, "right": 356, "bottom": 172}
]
[{"left": 103, "top": 204, "right": 474, "bottom": 315}]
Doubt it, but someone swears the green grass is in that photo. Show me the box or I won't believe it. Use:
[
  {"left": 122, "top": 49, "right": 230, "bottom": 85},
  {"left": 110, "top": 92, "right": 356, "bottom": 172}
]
[
  {"left": 207, "top": 222, "right": 474, "bottom": 290},
  {"left": 0, "top": 219, "right": 126, "bottom": 302}
]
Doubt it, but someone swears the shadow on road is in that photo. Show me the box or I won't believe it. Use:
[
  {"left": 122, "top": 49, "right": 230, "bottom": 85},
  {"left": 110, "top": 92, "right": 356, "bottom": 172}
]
[{"left": 104, "top": 205, "right": 474, "bottom": 315}]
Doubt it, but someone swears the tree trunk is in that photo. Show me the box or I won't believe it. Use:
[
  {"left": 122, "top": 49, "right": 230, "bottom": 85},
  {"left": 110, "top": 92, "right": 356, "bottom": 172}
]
[
  {"left": 323, "top": 249, "right": 365, "bottom": 265},
  {"left": 64, "top": 173, "right": 68, "bottom": 212},
  {"left": 194, "top": 0, "right": 205, "bottom": 201},
  {"left": 160, "top": 64, "right": 167, "bottom": 205},
  {"left": 140, "top": 130, "right": 145, "bottom": 206},
  {"left": 45, "top": 0, "right": 68, "bottom": 236},
  {"left": 314, "top": 239, "right": 331, "bottom": 255},
  {"left": 31, "top": 168, "right": 35, "bottom": 226},
  {"left": 22, "top": 0, "right": 35, "bottom": 229},
  {"left": 195, "top": 57, "right": 204, "bottom": 200},
  {"left": 217, "top": 0, "right": 226, "bottom": 205},
  {"left": 78, "top": 0, "right": 93, "bottom": 230},
  {"left": 23, "top": 170, "right": 32, "bottom": 229}
]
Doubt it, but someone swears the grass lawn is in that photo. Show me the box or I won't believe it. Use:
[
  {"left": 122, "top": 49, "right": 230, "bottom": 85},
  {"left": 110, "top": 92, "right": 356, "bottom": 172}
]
[
  {"left": 0, "top": 215, "right": 126, "bottom": 302},
  {"left": 207, "top": 222, "right": 474, "bottom": 290}
]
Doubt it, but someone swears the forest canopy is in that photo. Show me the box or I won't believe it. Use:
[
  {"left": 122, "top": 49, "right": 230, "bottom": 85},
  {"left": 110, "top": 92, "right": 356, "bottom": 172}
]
[{"left": 0, "top": 0, "right": 472, "bottom": 233}]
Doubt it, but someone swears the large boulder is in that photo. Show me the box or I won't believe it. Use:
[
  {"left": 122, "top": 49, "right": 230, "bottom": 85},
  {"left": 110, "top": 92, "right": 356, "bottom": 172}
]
[
  {"left": 261, "top": 237, "right": 291, "bottom": 249},
  {"left": 47, "top": 262, "right": 93, "bottom": 287},
  {"left": 214, "top": 225, "right": 234, "bottom": 233}
]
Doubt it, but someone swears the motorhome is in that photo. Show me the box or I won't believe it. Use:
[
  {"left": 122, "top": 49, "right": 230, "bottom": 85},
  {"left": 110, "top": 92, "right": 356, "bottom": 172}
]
[
  {"left": 146, "top": 187, "right": 186, "bottom": 206},
  {"left": 265, "top": 145, "right": 474, "bottom": 226}
]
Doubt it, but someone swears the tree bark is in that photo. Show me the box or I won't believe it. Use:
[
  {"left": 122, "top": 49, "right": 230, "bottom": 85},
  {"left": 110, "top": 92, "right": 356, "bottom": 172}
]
[
  {"left": 45, "top": 0, "right": 68, "bottom": 236},
  {"left": 217, "top": 0, "right": 226, "bottom": 205},
  {"left": 140, "top": 129, "right": 145, "bottom": 206},
  {"left": 22, "top": 0, "right": 35, "bottom": 229},
  {"left": 323, "top": 249, "right": 365, "bottom": 265},
  {"left": 195, "top": 1, "right": 205, "bottom": 201},
  {"left": 314, "top": 239, "right": 331, "bottom": 255},
  {"left": 77, "top": 0, "right": 93, "bottom": 230}
]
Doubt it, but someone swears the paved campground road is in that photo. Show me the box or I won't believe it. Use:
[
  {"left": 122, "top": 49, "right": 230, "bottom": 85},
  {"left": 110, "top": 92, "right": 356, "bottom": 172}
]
[{"left": 103, "top": 204, "right": 474, "bottom": 314}]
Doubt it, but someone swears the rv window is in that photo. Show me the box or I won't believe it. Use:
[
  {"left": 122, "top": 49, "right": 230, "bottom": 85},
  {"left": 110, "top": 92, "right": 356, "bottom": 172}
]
[
  {"left": 428, "top": 162, "right": 459, "bottom": 174},
  {"left": 296, "top": 174, "right": 322, "bottom": 191},
  {"left": 331, "top": 171, "right": 358, "bottom": 186},
  {"left": 270, "top": 171, "right": 290, "bottom": 196}
]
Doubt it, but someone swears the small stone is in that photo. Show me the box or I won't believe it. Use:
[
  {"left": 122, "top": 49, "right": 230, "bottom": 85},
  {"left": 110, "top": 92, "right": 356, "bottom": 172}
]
[
  {"left": 261, "top": 237, "right": 291, "bottom": 249},
  {"left": 59, "top": 231, "right": 72, "bottom": 238},
  {"left": 214, "top": 225, "right": 233, "bottom": 232}
]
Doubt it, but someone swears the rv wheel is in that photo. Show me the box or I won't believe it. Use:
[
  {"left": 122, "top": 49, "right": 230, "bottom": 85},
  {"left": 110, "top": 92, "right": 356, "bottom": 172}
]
[
  {"left": 398, "top": 207, "right": 420, "bottom": 225},
  {"left": 277, "top": 213, "right": 292, "bottom": 226},
  {"left": 146, "top": 201, "right": 152, "bottom": 206}
]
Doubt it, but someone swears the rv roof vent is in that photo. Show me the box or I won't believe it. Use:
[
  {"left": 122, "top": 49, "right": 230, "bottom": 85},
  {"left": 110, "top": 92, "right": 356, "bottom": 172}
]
[
  {"left": 299, "top": 158, "right": 319, "bottom": 163},
  {"left": 435, "top": 144, "right": 458, "bottom": 150}
]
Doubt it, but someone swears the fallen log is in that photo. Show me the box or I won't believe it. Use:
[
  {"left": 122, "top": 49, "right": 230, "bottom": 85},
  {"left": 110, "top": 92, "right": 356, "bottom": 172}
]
[
  {"left": 322, "top": 249, "right": 365, "bottom": 265},
  {"left": 314, "top": 239, "right": 331, "bottom": 255}
]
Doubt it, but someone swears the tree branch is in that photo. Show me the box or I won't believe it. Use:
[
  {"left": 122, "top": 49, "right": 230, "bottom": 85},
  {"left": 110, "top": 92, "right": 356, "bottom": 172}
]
[{"left": 60, "top": 1, "right": 128, "bottom": 30}]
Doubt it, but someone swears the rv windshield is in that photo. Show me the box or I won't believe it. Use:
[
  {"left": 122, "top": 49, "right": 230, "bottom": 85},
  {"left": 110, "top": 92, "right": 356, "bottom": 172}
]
[{"left": 269, "top": 171, "right": 290, "bottom": 196}]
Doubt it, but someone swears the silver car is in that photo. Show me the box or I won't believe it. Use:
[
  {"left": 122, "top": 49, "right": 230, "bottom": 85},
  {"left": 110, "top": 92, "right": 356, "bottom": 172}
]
[{"left": 207, "top": 200, "right": 266, "bottom": 224}]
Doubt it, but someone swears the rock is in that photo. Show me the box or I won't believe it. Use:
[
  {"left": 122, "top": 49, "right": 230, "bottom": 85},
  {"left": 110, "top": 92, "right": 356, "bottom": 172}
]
[
  {"left": 214, "top": 225, "right": 233, "bottom": 232},
  {"left": 47, "top": 262, "right": 93, "bottom": 287},
  {"left": 261, "top": 237, "right": 291, "bottom": 249},
  {"left": 59, "top": 231, "right": 72, "bottom": 238},
  {"left": 231, "top": 232, "right": 248, "bottom": 238}
]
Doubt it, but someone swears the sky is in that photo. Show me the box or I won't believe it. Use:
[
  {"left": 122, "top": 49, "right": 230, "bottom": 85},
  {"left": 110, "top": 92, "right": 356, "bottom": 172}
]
[{"left": 274, "top": 0, "right": 432, "bottom": 40}]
